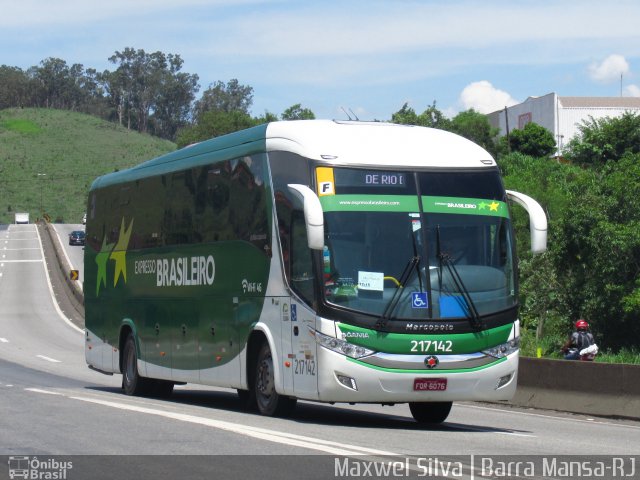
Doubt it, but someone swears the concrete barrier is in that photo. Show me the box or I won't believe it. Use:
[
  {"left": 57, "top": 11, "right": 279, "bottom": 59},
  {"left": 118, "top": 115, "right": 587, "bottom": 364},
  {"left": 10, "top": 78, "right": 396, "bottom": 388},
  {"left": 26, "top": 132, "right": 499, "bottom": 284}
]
[
  {"left": 511, "top": 357, "right": 640, "bottom": 420},
  {"left": 41, "top": 221, "right": 85, "bottom": 312}
]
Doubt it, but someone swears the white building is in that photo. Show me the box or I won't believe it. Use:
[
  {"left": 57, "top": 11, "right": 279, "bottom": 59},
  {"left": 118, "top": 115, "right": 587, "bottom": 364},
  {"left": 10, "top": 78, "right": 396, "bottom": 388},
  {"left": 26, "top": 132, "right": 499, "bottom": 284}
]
[{"left": 487, "top": 93, "right": 640, "bottom": 156}]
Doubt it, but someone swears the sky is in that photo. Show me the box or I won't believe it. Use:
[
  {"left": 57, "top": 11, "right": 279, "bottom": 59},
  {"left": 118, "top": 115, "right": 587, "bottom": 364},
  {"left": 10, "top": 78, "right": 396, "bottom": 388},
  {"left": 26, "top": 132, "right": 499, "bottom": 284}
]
[{"left": 2, "top": 0, "right": 640, "bottom": 121}]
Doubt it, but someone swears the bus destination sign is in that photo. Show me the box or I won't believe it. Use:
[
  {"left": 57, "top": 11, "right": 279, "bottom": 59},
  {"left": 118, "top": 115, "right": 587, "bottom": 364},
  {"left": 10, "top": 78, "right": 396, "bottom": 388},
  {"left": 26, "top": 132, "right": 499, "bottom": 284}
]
[{"left": 336, "top": 170, "right": 407, "bottom": 189}]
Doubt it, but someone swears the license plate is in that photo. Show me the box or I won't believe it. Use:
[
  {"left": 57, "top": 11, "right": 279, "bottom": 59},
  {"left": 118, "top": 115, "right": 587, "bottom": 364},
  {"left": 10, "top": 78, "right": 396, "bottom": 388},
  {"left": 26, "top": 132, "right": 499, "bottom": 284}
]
[{"left": 413, "top": 378, "right": 447, "bottom": 391}]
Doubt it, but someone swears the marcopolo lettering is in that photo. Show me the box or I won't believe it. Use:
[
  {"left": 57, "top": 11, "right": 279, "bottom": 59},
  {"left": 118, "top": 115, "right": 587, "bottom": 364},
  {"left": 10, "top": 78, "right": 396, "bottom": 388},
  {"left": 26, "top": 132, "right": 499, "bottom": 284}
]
[{"left": 156, "top": 255, "right": 215, "bottom": 287}]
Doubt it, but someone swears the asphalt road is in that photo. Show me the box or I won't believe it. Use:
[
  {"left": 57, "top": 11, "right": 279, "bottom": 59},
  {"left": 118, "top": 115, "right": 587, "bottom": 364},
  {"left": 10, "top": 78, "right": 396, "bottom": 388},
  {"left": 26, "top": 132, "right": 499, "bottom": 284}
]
[{"left": 1, "top": 223, "right": 639, "bottom": 480}]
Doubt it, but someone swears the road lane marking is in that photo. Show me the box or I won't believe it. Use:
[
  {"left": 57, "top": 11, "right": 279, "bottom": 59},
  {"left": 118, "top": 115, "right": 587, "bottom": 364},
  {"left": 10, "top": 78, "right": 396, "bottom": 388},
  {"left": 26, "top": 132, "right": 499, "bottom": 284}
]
[
  {"left": 23, "top": 388, "right": 477, "bottom": 479},
  {"left": 0, "top": 338, "right": 9, "bottom": 343},
  {"left": 26, "top": 388, "right": 396, "bottom": 456},
  {"left": 25, "top": 388, "right": 64, "bottom": 395},
  {"left": 0, "top": 259, "right": 43, "bottom": 263},
  {"left": 36, "top": 355, "right": 62, "bottom": 363},
  {"left": 460, "top": 403, "right": 640, "bottom": 430},
  {"left": 69, "top": 395, "right": 399, "bottom": 456}
]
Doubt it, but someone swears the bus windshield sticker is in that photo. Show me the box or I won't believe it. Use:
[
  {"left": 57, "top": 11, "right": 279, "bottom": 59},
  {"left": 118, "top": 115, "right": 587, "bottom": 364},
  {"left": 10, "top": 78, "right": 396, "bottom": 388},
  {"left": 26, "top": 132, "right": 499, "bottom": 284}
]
[
  {"left": 411, "top": 292, "right": 429, "bottom": 309},
  {"left": 316, "top": 167, "right": 335, "bottom": 196},
  {"left": 357, "top": 271, "right": 384, "bottom": 292}
]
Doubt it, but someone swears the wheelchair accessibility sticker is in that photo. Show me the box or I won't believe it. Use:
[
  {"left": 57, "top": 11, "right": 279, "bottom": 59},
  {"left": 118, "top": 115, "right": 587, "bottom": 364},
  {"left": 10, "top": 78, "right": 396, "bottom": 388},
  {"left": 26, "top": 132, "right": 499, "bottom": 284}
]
[{"left": 411, "top": 292, "right": 428, "bottom": 309}]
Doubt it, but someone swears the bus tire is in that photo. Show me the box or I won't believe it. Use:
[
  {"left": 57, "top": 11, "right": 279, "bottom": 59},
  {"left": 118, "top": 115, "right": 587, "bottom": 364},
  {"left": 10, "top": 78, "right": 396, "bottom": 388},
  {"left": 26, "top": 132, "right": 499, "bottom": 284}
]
[
  {"left": 254, "top": 341, "right": 296, "bottom": 417},
  {"left": 409, "top": 401, "right": 452, "bottom": 424},
  {"left": 122, "top": 334, "right": 152, "bottom": 396}
]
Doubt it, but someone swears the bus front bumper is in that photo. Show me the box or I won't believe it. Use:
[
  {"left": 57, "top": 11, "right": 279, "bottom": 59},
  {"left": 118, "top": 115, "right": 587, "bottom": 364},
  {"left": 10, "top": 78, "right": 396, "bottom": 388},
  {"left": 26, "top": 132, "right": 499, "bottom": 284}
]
[{"left": 314, "top": 347, "right": 518, "bottom": 404}]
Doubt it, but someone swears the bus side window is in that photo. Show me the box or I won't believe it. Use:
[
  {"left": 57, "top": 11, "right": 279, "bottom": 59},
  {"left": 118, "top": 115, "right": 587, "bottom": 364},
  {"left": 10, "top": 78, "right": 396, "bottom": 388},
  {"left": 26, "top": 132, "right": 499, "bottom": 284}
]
[{"left": 290, "top": 211, "right": 316, "bottom": 306}]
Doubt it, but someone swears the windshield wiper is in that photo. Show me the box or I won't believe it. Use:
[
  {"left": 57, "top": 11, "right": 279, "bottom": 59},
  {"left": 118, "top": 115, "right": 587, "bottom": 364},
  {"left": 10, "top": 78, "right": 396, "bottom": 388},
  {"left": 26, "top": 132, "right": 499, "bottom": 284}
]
[
  {"left": 436, "top": 226, "right": 483, "bottom": 331},
  {"left": 375, "top": 255, "right": 420, "bottom": 331}
]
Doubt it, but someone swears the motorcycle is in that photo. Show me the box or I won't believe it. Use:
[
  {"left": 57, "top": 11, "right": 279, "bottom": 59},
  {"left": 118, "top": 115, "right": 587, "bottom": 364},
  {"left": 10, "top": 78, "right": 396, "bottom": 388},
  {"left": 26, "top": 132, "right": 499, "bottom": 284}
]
[{"left": 564, "top": 343, "right": 598, "bottom": 361}]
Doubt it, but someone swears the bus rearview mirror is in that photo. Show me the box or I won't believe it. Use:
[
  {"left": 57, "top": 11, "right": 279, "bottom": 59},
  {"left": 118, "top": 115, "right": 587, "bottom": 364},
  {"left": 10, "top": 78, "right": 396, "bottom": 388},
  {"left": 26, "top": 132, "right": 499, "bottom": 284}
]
[
  {"left": 287, "top": 184, "right": 325, "bottom": 250},
  {"left": 506, "top": 190, "right": 548, "bottom": 254}
]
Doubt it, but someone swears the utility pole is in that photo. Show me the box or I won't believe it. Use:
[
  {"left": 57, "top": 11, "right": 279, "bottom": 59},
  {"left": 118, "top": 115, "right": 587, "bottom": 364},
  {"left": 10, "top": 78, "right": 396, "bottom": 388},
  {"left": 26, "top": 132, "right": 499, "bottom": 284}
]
[
  {"left": 504, "top": 106, "right": 510, "bottom": 153},
  {"left": 37, "top": 173, "right": 47, "bottom": 217}
]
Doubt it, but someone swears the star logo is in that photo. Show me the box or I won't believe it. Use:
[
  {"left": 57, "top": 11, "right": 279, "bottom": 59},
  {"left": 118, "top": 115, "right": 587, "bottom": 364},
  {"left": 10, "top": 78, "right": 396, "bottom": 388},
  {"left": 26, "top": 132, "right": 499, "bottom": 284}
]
[
  {"left": 110, "top": 217, "right": 134, "bottom": 287},
  {"left": 95, "top": 236, "right": 114, "bottom": 296},
  {"left": 489, "top": 201, "right": 500, "bottom": 212},
  {"left": 425, "top": 355, "right": 439, "bottom": 369}
]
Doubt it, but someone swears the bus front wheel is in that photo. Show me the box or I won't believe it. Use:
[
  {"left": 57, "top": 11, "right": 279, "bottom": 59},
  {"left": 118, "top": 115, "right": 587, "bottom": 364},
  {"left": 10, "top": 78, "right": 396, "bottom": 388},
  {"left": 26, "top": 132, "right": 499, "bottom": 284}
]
[
  {"left": 123, "top": 334, "right": 174, "bottom": 398},
  {"left": 409, "top": 401, "right": 452, "bottom": 424},
  {"left": 253, "top": 341, "right": 296, "bottom": 417},
  {"left": 123, "top": 334, "right": 152, "bottom": 396}
]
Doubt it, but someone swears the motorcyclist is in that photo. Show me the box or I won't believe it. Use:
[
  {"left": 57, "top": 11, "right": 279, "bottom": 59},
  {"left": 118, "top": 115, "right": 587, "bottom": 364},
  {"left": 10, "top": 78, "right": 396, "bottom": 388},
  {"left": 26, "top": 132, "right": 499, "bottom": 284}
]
[{"left": 561, "top": 319, "right": 596, "bottom": 360}]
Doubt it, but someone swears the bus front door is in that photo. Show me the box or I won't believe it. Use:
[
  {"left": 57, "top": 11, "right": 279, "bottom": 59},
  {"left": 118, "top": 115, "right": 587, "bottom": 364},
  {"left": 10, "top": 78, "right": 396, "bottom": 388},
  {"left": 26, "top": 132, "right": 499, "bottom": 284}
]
[{"left": 288, "top": 300, "right": 318, "bottom": 399}]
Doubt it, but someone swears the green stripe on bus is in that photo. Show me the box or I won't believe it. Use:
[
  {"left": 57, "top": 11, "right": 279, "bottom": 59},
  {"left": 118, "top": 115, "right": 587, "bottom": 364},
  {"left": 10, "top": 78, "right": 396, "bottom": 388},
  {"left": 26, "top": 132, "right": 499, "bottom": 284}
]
[
  {"left": 347, "top": 355, "right": 507, "bottom": 373},
  {"left": 320, "top": 194, "right": 509, "bottom": 218},
  {"left": 338, "top": 322, "right": 512, "bottom": 354},
  {"left": 320, "top": 195, "right": 419, "bottom": 212},
  {"left": 422, "top": 196, "right": 509, "bottom": 218}
]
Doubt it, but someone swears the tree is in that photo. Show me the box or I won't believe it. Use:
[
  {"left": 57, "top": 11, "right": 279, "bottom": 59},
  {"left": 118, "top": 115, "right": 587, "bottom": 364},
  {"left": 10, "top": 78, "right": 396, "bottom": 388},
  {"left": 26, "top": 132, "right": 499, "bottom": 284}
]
[
  {"left": 505, "top": 122, "right": 556, "bottom": 158},
  {"left": 564, "top": 112, "right": 640, "bottom": 167},
  {"left": 390, "top": 101, "right": 451, "bottom": 129},
  {"left": 281, "top": 103, "right": 315, "bottom": 120},
  {"left": 193, "top": 79, "right": 253, "bottom": 120},
  {"left": 417, "top": 101, "right": 451, "bottom": 129},
  {"left": 176, "top": 110, "right": 256, "bottom": 148},
  {"left": 391, "top": 103, "right": 419, "bottom": 125},
  {"left": 105, "top": 48, "right": 198, "bottom": 138},
  {"left": 450, "top": 109, "right": 499, "bottom": 157},
  {"left": 32, "top": 58, "right": 81, "bottom": 110},
  {"left": 550, "top": 153, "right": 640, "bottom": 349},
  {"left": 254, "top": 111, "right": 279, "bottom": 124},
  {"left": 149, "top": 56, "right": 199, "bottom": 140},
  {"left": 0, "top": 65, "right": 29, "bottom": 109}
]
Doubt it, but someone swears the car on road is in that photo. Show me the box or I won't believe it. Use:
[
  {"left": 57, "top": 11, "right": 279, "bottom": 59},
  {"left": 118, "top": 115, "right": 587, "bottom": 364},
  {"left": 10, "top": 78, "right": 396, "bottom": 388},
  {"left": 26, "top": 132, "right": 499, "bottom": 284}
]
[
  {"left": 82, "top": 213, "right": 86, "bottom": 225},
  {"left": 69, "top": 230, "right": 86, "bottom": 246}
]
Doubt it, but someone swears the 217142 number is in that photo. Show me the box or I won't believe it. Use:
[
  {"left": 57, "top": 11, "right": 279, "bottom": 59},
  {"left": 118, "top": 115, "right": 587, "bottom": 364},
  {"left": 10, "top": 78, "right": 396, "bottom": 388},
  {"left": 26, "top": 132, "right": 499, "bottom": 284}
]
[
  {"left": 294, "top": 359, "right": 316, "bottom": 376},
  {"left": 410, "top": 340, "right": 453, "bottom": 353}
]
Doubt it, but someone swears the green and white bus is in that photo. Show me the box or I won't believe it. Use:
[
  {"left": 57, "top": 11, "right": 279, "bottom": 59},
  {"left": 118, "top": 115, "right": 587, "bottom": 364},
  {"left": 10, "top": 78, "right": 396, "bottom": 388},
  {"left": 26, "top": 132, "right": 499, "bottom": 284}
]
[{"left": 85, "top": 120, "right": 547, "bottom": 424}]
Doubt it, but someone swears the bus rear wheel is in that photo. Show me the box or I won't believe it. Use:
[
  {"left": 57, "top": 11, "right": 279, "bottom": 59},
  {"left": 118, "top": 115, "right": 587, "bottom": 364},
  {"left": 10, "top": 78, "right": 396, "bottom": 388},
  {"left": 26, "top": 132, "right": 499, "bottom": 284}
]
[
  {"left": 253, "top": 341, "right": 296, "bottom": 417},
  {"left": 409, "top": 401, "right": 452, "bottom": 424}
]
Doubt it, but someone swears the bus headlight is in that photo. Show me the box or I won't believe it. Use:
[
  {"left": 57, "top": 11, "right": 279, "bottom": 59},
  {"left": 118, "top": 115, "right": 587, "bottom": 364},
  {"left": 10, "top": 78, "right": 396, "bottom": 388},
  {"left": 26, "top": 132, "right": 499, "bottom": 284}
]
[
  {"left": 310, "top": 329, "right": 375, "bottom": 359},
  {"left": 482, "top": 337, "right": 520, "bottom": 359}
]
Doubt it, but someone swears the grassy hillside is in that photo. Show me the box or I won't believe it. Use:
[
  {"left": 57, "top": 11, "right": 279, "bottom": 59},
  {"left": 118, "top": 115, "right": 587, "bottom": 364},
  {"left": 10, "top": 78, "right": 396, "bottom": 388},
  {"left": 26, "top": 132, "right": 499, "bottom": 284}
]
[{"left": 0, "top": 108, "right": 176, "bottom": 224}]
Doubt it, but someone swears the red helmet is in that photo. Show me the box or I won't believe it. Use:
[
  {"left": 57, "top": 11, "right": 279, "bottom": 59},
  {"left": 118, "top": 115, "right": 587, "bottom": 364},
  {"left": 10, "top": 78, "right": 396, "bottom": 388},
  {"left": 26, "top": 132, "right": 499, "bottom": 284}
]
[{"left": 575, "top": 319, "right": 589, "bottom": 330}]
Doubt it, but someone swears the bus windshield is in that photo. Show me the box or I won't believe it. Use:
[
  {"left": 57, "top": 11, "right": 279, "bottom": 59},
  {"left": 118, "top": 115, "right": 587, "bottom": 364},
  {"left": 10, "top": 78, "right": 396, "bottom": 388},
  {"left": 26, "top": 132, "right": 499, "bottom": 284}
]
[{"left": 319, "top": 167, "right": 516, "bottom": 321}]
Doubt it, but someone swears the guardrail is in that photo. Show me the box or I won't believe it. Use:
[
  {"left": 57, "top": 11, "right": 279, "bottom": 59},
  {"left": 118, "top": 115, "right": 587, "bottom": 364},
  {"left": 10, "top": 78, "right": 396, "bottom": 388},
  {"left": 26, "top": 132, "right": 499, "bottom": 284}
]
[{"left": 511, "top": 357, "right": 640, "bottom": 420}]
